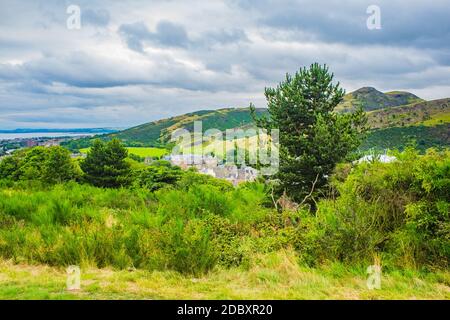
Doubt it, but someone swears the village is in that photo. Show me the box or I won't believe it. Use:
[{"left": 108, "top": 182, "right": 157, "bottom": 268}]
[
  {"left": 0, "top": 137, "right": 65, "bottom": 158},
  {"left": 0, "top": 136, "right": 260, "bottom": 186},
  {"left": 160, "top": 154, "right": 260, "bottom": 186}
]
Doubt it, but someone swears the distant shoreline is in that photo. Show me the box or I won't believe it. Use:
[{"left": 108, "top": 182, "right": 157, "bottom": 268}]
[
  {"left": 0, "top": 129, "right": 117, "bottom": 140},
  {"left": 0, "top": 128, "right": 118, "bottom": 134}
]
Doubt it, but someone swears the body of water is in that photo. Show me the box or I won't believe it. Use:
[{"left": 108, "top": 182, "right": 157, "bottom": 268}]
[{"left": 0, "top": 132, "right": 102, "bottom": 140}]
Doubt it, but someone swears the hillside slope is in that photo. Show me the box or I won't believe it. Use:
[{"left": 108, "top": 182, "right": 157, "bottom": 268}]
[
  {"left": 108, "top": 107, "right": 268, "bottom": 146},
  {"left": 62, "top": 88, "right": 449, "bottom": 152},
  {"left": 337, "top": 87, "right": 423, "bottom": 112},
  {"left": 361, "top": 124, "right": 450, "bottom": 152},
  {"left": 361, "top": 98, "right": 450, "bottom": 151},
  {"left": 109, "top": 88, "right": 429, "bottom": 145},
  {"left": 367, "top": 98, "right": 450, "bottom": 129}
]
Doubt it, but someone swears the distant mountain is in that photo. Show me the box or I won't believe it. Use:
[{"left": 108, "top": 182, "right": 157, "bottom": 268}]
[
  {"left": 337, "top": 87, "right": 424, "bottom": 112},
  {"left": 62, "top": 87, "right": 449, "bottom": 151},
  {"left": 110, "top": 88, "right": 429, "bottom": 145}
]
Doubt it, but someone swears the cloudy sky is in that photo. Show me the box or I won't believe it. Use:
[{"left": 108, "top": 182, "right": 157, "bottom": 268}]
[{"left": 0, "top": 0, "right": 449, "bottom": 129}]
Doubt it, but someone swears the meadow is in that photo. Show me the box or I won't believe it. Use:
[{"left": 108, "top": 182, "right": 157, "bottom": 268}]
[
  {"left": 1, "top": 251, "right": 449, "bottom": 300},
  {"left": 80, "top": 147, "right": 167, "bottom": 158},
  {"left": 0, "top": 147, "right": 448, "bottom": 299}
]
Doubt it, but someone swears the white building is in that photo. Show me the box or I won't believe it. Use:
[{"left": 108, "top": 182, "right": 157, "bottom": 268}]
[
  {"left": 164, "top": 154, "right": 217, "bottom": 168},
  {"left": 165, "top": 154, "right": 259, "bottom": 185},
  {"left": 356, "top": 154, "right": 397, "bottom": 164}
]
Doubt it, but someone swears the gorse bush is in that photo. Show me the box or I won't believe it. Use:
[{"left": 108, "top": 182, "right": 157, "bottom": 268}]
[
  {"left": 296, "top": 148, "right": 449, "bottom": 269},
  {"left": 0, "top": 147, "right": 448, "bottom": 274},
  {"left": 134, "top": 160, "right": 183, "bottom": 191},
  {"left": 160, "top": 218, "right": 217, "bottom": 275},
  {"left": 0, "top": 180, "right": 284, "bottom": 274}
]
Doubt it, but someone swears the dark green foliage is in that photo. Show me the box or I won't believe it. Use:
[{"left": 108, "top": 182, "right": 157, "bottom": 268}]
[
  {"left": 0, "top": 148, "right": 448, "bottom": 275},
  {"left": 19, "top": 147, "right": 48, "bottom": 180},
  {"left": 296, "top": 148, "right": 449, "bottom": 269},
  {"left": 43, "top": 146, "right": 78, "bottom": 184},
  {"left": 128, "top": 153, "right": 145, "bottom": 163},
  {"left": 0, "top": 155, "right": 21, "bottom": 180},
  {"left": 361, "top": 124, "right": 450, "bottom": 152},
  {"left": 252, "top": 63, "right": 367, "bottom": 202},
  {"left": 80, "top": 139, "right": 132, "bottom": 188},
  {"left": 134, "top": 160, "right": 183, "bottom": 191},
  {"left": 0, "top": 146, "right": 78, "bottom": 184}
]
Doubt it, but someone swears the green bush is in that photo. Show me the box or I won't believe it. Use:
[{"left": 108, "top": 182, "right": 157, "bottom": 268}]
[
  {"left": 0, "top": 146, "right": 79, "bottom": 184},
  {"left": 0, "top": 179, "right": 292, "bottom": 274},
  {"left": 134, "top": 161, "right": 183, "bottom": 191},
  {"left": 0, "top": 147, "right": 447, "bottom": 275},
  {"left": 160, "top": 218, "right": 217, "bottom": 275},
  {"left": 297, "top": 148, "right": 450, "bottom": 269}
]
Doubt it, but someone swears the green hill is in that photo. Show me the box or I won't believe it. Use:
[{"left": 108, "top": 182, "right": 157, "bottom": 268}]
[
  {"left": 367, "top": 98, "right": 450, "bottom": 129},
  {"left": 62, "top": 88, "right": 449, "bottom": 152},
  {"left": 102, "top": 88, "right": 432, "bottom": 146},
  {"left": 362, "top": 98, "right": 450, "bottom": 151},
  {"left": 337, "top": 87, "right": 423, "bottom": 112},
  {"left": 361, "top": 124, "right": 450, "bottom": 152},
  {"left": 111, "top": 107, "right": 268, "bottom": 146},
  {"left": 63, "top": 108, "right": 269, "bottom": 149}
]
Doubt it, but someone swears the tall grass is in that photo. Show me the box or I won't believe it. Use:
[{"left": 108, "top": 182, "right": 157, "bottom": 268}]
[
  {"left": 0, "top": 180, "right": 279, "bottom": 274},
  {"left": 0, "top": 148, "right": 448, "bottom": 275}
]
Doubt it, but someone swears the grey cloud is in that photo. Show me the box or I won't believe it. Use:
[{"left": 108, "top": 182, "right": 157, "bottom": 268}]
[
  {"left": 153, "top": 20, "right": 189, "bottom": 47},
  {"left": 119, "top": 20, "right": 189, "bottom": 52},
  {"left": 0, "top": 50, "right": 257, "bottom": 93},
  {"left": 82, "top": 8, "right": 110, "bottom": 27},
  {"left": 0, "top": 0, "right": 449, "bottom": 129},
  {"left": 119, "top": 20, "right": 249, "bottom": 53},
  {"left": 201, "top": 29, "right": 249, "bottom": 46},
  {"left": 236, "top": 0, "right": 450, "bottom": 50},
  {"left": 118, "top": 22, "right": 149, "bottom": 52}
]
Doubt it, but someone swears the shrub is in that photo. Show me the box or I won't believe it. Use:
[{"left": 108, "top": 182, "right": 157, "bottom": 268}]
[
  {"left": 0, "top": 146, "right": 79, "bottom": 184},
  {"left": 0, "top": 148, "right": 447, "bottom": 274},
  {"left": 297, "top": 148, "right": 450, "bottom": 268},
  {"left": 134, "top": 161, "right": 183, "bottom": 191},
  {"left": 43, "top": 146, "right": 79, "bottom": 184},
  {"left": 160, "top": 218, "right": 217, "bottom": 275}
]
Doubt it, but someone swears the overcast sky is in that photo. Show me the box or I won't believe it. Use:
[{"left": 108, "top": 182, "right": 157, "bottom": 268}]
[{"left": 0, "top": 0, "right": 449, "bottom": 129}]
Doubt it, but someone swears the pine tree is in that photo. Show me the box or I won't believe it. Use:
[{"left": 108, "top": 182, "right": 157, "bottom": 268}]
[
  {"left": 251, "top": 63, "right": 367, "bottom": 203},
  {"left": 81, "top": 139, "right": 131, "bottom": 188}
]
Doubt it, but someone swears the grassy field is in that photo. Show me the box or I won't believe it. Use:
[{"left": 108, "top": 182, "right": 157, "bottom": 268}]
[
  {"left": 80, "top": 147, "right": 167, "bottom": 158},
  {"left": 1, "top": 251, "right": 449, "bottom": 300}
]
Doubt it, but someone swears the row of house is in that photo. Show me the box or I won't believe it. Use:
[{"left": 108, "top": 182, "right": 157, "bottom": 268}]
[
  {"left": 198, "top": 165, "right": 259, "bottom": 186},
  {"left": 164, "top": 154, "right": 218, "bottom": 168},
  {"left": 163, "top": 154, "right": 259, "bottom": 185},
  {"left": 27, "top": 138, "right": 63, "bottom": 147}
]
